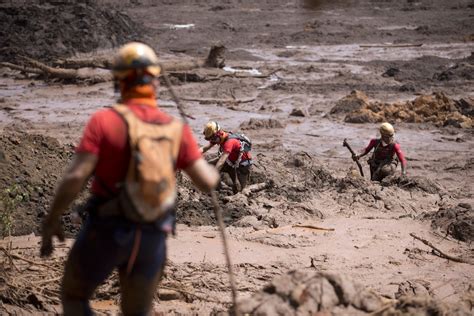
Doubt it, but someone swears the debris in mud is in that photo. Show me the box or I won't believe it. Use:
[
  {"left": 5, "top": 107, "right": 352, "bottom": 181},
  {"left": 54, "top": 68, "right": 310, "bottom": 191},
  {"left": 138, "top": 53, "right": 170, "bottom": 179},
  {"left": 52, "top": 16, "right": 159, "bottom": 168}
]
[
  {"left": 335, "top": 91, "right": 473, "bottom": 128},
  {"left": 381, "top": 296, "right": 472, "bottom": 316},
  {"left": 289, "top": 107, "right": 309, "bottom": 117},
  {"left": 380, "top": 175, "right": 442, "bottom": 194},
  {"left": 395, "top": 280, "right": 431, "bottom": 299},
  {"left": 239, "top": 118, "right": 285, "bottom": 130},
  {"left": 0, "top": 238, "right": 120, "bottom": 314},
  {"left": 0, "top": 3, "right": 144, "bottom": 63},
  {"left": 429, "top": 203, "right": 474, "bottom": 242}
]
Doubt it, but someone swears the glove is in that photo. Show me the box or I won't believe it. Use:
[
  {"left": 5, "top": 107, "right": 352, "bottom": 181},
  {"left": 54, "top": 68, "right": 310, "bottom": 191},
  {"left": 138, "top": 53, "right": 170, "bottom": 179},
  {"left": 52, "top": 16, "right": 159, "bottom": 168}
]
[
  {"left": 401, "top": 170, "right": 407, "bottom": 177},
  {"left": 352, "top": 154, "right": 359, "bottom": 161},
  {"left": 40, "top": 217, "right": 65, "bottom": 258}
]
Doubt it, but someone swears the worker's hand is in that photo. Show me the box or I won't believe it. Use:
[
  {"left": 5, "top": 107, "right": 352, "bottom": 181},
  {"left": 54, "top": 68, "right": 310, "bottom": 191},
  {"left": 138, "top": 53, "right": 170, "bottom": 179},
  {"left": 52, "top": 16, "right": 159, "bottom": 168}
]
[
  {"left": 401, "top": 170, "right": 407, "bottom": 177},
  {"left": 352, "top": 154, "right": 359, "bottom": 161},
  {"left": 40, "top": 216, "right": 65, "bottom": 258}
]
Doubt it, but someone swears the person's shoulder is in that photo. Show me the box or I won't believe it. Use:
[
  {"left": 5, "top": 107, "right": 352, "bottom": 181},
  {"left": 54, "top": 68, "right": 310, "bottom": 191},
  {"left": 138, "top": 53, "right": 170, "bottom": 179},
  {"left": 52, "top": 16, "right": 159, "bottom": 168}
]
[{"left": 87, "top": 107, "right": 119, "bottom": 123}]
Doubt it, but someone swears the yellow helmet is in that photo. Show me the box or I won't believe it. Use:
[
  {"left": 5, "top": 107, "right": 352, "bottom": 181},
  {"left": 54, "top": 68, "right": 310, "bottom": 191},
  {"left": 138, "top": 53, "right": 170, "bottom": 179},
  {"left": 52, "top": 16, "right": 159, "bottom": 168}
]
[
  {"left": 380, "top": 122, "right": 395, "bottom": 136},
  {"left": 112, "top": 42, "right": 161, "bottom": 80},
  {"left": 203, "top": 121, "right": 221, "bottom": 140}
]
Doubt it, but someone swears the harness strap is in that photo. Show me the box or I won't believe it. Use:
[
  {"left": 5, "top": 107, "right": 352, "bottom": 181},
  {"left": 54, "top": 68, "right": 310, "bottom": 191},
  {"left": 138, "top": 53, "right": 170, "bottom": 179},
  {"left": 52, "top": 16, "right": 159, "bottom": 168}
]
[{"left": 126, "top": 228, "right": 142, "bottom": 275}]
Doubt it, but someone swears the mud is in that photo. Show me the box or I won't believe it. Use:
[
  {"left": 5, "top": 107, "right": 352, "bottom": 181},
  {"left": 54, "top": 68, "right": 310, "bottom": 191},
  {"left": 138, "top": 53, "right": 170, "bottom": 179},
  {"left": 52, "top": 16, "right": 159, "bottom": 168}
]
[
  {"left": 1, "top": 0, "right": 474, "bottom": 315},
  {"left": 428, "top": 203, "right": 474, "bottom": 242}
]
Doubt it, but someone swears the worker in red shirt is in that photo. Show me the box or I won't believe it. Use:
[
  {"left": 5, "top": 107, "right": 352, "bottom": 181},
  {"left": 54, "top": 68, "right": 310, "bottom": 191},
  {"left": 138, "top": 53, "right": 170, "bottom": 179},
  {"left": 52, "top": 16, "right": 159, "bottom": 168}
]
[
  {"left": 353, "top": 122, "right": 407, "bottom": 181},
  {"left": 201, "top": 121, "right": 252, "bottom": 194},
  {"left": 40, "top": 42, "right": 219, "bottom": 315}
]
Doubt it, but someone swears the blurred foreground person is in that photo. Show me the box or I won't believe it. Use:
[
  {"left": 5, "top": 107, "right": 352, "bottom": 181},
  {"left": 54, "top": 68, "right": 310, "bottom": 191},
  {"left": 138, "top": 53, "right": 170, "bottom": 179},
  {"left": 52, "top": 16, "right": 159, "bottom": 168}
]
[
  {"left": 353, "top": 122, "right": 407, "bottom": 181},
  {"left": 41, "top": 42, "right": 219, "bottom": 315},
  {"left": 201, "top": 121, "right": 252, "bottom": 194}
]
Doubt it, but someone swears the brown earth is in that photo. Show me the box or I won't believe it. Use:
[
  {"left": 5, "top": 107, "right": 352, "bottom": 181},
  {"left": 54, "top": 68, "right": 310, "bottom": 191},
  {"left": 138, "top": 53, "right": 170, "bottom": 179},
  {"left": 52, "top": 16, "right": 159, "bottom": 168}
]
[
  {"left": 1, "top": 0, "right": 474, "bottom": 315},
  {"left": 334, "top": 90, "right": 473, "bottom": 128}
]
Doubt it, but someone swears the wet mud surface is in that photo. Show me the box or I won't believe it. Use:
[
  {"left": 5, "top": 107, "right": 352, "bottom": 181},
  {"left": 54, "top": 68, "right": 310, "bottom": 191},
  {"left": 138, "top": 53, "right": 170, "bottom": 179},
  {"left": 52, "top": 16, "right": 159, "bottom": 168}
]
[{"left": 1, "top": 0, "right": 473, "bottom": 314}]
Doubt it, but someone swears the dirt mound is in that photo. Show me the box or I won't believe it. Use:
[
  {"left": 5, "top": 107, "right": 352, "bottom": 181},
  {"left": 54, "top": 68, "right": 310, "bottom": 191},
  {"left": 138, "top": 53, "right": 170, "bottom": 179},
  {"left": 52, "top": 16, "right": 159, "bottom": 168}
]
[
  {"left": 0, "top": 3, "right": 144, "bottom": 62},
  {"left": 330, "top": 90, "right": 370, "bottom": 115},
  {"left": 238, "top": 270, "right": 472, "bottom": 316},
  {"left": 0, "top": 132, "right": 83, "bottom": 237},
  {"left": 239, "top": 118, "right": 285, "bottom": 130},
  {"left": 429, "top": 203, "right": 474, "bottom": 242},
  {"left": 238, "top": 270, "right": 383, "bottom": 315},
  {"left": 336, "top": 91, "right": 473, "bottom": 128}
]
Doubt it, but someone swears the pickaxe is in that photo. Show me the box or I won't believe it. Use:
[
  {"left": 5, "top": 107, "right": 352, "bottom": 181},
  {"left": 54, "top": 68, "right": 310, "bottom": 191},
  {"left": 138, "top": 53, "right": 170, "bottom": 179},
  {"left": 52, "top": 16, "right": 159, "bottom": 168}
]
[{"left": 342, "top": 138, "right": 364, "bottom": 177}]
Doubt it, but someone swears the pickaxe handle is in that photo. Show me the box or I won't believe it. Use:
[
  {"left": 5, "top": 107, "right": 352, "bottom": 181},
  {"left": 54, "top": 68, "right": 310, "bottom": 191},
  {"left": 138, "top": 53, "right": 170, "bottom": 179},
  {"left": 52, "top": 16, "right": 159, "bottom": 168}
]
[{"left": 343, "top": 138, "right": 364, "bottom": 177}]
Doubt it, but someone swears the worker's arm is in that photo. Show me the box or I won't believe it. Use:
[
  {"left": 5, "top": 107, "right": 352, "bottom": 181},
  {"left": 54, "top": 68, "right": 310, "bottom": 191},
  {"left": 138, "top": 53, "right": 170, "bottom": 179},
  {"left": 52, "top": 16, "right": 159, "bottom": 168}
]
[
  {"left": 184, "top": 158, "right": 220, "bottom": 193},
  {"left": 40, "top": 153, "right": 98, "bottom": 257},
  {"left": 394, "top": 144, "right": 407, "bottom": 176},
  {"left": 200, "top": 143, "right": 215, "bottom": 154},
  {"left": 215, "top": 152, "right": 230, "bottom": 172},
  {"left": 354, "top": 139, "right": 376, "bottom": 160}
]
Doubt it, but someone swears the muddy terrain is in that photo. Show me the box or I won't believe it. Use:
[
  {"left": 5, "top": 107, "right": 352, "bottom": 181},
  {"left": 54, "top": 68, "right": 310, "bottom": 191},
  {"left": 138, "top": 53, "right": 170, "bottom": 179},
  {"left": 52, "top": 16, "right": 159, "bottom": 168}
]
[{"left": 0, "top": 0, "right": 473, "bottom": 314}]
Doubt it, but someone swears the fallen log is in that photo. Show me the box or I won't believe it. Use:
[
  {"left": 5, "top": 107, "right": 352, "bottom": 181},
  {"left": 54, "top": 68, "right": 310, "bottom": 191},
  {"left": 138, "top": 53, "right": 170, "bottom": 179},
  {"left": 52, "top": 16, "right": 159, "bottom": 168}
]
[
  {"left": 241, "top": 182, "right": 269, "bottom": 196},
  {"left": 1, "top": 45, "right": 227, "bottom": 84},
  {"left": 1, "top": 57, "right": 112, "bottom": 83},
  {"left": 54, "top": 44, "right": 226, "bottom": 72},
  {"left": 181, "top": 96, "right": 257, "bottom": 104}
]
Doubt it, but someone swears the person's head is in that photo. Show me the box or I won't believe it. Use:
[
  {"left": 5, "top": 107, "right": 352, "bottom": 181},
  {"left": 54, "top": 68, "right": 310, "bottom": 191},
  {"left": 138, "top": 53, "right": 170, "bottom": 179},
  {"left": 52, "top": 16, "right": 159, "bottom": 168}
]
[
  {"left": 379, "top": 122, "right": 395, "bottom": 143},
  {"left": 112, "top": 42, "right": 161, "bottom": 96},
  {"left": 203, "top": 121, "right": 226, "bottom": 144}
]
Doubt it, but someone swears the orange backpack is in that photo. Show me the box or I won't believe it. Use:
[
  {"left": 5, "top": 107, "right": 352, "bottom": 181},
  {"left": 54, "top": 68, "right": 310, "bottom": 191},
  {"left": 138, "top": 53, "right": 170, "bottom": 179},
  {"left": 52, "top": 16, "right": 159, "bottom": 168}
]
[{"left": 113, "top": 104, "right": 183, "bottom": 223}]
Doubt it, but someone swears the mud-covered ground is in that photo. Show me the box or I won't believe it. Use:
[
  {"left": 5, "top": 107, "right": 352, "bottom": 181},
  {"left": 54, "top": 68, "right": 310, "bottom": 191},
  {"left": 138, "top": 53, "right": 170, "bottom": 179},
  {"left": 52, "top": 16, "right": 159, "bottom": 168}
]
[{"left": 1, "top": 0, "right": 473, "bottom": 314}]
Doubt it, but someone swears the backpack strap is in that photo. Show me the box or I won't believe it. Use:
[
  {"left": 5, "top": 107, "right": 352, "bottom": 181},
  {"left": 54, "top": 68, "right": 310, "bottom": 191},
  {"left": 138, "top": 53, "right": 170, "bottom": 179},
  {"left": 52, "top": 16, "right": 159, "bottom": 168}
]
[{"left": 112, "top": 104, "right": 183, "bottom": 158}]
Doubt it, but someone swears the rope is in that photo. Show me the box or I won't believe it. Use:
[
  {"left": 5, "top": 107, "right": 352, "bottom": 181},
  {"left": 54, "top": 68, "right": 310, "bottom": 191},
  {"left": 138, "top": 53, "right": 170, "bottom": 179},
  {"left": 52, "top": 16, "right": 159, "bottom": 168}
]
[
  {"left": 210, "top": 191, "right": 240, "bottom": 315},
  {"left": 160, "top": 65, "right": 240, "bottom": 314}
]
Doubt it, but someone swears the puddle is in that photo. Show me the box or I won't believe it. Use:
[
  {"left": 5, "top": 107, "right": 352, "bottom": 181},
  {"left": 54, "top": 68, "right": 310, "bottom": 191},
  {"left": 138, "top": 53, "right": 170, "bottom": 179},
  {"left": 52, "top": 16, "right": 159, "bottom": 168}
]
[
  {"left": 223, "top": 66, "right": 262, "bottom": 76},
  {"left": 377, "top": 25, "right": 418, "bottom": 31},
  {"left": 163, "top": 23, "right": 195, "bottom": 30}
]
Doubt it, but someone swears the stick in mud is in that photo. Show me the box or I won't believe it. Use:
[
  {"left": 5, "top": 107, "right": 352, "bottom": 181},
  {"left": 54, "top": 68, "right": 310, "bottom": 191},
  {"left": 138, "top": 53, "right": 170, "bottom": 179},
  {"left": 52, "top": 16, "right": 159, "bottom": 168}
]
[
  {"left": 409, "top": 233, "right": 473, "bottom": 265},
  {"left": 342, "top": 138, "right": 365, "bottom": 177}
]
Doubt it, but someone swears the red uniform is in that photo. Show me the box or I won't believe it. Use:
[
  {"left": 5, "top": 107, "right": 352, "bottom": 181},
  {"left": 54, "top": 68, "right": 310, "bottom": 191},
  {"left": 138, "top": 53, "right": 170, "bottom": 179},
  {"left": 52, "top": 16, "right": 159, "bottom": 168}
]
[
  {"left": 76, "top": 99, "right": 201, "bottom": 198},
  {"left": 362, "top": 138, "right": 406, "bottom": 168},
  {"left": 220, "top": 138, "right": 252, "bottom": 164}
]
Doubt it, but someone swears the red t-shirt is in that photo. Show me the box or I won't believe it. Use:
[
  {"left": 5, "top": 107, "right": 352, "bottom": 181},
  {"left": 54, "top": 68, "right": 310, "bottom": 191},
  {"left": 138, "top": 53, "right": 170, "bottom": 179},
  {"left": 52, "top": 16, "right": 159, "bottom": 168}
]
[
  {"left": 76, "top": 100, "right": 201, "bottom": 197},
  {"left": 363, "top": 138, "right": 406, "bottom": 167},
  {"left": 220, "top": 138, "right": 251, "bottom": 163}
]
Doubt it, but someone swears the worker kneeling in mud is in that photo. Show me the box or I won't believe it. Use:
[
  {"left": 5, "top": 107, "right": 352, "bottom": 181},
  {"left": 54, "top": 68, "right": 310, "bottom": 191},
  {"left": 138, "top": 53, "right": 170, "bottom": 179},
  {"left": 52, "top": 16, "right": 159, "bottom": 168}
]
[
  {"left": 201, "top": 121, "right": 252, "bottom": 194},
  {"left": 40, "top": 42, "right": 219, "bottom": 315},
  {"left": 353, "top": 122, "right": 407, "bottom": 181}
]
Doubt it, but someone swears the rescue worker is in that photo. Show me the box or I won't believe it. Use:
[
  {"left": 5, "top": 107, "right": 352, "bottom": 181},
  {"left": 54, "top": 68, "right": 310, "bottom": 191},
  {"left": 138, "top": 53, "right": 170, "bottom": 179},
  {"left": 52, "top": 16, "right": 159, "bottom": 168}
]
[
  {"left": 353, "top": 122, "right": 407, "bottom": 181},
  {"left": 201, "top": 121, "right": 252, "bottom": 194},
  {"left": 40, "top": 42, "right": 219, "bottom": 315}
]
